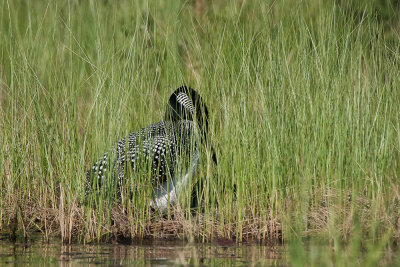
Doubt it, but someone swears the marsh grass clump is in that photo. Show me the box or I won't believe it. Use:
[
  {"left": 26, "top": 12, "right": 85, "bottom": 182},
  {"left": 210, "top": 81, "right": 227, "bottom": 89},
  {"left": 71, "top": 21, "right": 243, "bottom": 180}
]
[{"left": 1, "top": 0, "right": 400, "bottom": 264}]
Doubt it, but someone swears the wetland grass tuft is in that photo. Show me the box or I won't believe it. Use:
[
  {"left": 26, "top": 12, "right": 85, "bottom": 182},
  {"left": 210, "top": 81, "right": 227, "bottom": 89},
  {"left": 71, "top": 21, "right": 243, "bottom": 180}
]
[{"left": 1, "top": 0, "right": 400, "bottom": 264}]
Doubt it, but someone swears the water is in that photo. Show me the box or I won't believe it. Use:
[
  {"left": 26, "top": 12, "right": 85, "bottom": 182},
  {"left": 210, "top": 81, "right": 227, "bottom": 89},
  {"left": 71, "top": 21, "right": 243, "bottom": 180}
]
[{"left": 0, "top": 238, "right": 285, "bottom": 266}]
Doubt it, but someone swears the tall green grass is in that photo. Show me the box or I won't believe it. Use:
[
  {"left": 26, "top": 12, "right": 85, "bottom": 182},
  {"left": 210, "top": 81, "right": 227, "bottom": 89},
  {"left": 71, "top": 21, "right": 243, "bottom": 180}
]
[{"left": 1, "top": 0, "right": 399, "bottom": 263}]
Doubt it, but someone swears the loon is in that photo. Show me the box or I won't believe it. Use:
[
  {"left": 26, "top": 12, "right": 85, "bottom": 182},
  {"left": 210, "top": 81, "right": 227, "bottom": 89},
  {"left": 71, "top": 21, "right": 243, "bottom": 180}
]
[{"left": 85, "top": 86, "right": 216, "bottom": 212}]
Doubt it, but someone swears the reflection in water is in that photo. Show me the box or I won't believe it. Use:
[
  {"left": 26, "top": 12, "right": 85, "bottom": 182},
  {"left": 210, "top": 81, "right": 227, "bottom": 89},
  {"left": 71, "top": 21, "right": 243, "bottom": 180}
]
[{"left": 0, "top": 239, "right": 284, "bottom": 266}]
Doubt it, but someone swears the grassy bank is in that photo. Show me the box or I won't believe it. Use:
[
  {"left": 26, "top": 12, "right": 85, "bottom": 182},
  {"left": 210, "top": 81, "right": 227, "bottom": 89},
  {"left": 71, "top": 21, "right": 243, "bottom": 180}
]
[{"left": 1, "top": 0, "right": 400, "bottom": 263}]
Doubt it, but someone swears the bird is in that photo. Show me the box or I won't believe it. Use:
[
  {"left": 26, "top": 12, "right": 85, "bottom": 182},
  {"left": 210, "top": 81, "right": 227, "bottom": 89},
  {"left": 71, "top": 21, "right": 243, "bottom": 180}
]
[{"left": 85, "top": 86, "right": 216, "bottom": 212}]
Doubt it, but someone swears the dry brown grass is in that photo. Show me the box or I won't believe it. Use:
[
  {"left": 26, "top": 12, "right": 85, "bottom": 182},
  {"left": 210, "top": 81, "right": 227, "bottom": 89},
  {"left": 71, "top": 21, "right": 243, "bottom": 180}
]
[{"left": 2, "top": 188, "right": 399, "bottom": 244}]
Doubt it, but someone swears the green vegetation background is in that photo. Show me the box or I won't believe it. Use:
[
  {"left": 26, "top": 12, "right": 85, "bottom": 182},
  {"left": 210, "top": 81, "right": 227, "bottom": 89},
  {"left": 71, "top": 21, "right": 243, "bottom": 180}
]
[{"left": 1, "top": 0, "right": 399, "bottom": 265}]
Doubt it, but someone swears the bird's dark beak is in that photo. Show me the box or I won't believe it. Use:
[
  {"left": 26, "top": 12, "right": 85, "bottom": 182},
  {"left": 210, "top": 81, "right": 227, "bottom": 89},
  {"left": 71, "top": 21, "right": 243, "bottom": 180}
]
[{"left": 211, "top": 145, "right": 217, "bottom": 165}]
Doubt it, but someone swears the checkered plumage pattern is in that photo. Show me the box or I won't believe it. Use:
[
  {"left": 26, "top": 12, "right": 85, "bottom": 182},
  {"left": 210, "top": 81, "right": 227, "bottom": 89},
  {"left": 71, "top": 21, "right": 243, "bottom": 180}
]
[{"left": 85, "top": 86, "right": 209, "bottom": 211}]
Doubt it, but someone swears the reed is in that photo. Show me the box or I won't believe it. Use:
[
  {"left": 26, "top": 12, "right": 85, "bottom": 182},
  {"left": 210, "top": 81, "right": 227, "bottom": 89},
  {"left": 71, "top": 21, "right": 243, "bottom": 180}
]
[{"left": 1, "top": 0, "right": 399, "bottom": 264}]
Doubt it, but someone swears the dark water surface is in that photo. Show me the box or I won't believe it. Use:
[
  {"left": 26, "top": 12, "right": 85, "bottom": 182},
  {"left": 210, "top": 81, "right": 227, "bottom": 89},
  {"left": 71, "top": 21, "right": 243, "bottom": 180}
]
[{"left": 0, "top": 238, "right": 285, "bottom": 266}]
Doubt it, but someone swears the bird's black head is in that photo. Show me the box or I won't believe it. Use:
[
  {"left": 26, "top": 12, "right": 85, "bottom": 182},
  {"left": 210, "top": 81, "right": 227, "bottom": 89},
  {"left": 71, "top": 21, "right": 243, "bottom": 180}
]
[
  {"left": 165, "top": 86, "right": 209, "bottom": 126},
  {"left": 165, "top": 86, "right": 217, "bottom": 164}
]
